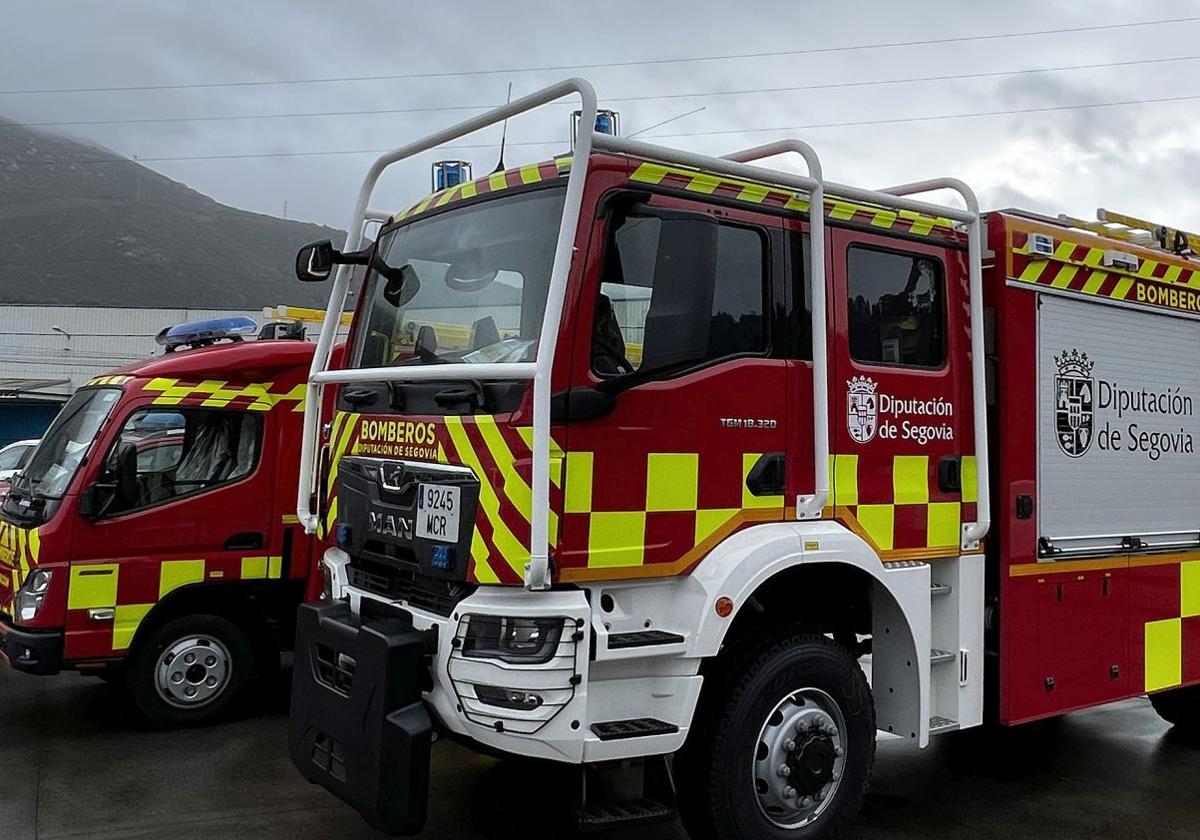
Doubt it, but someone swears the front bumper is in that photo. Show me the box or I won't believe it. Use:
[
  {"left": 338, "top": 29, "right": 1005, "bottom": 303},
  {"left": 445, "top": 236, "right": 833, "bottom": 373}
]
[
  {"left": 0, "top": 615, "right": 64, "bottom": 675},
  {"left": 288, "top": 601, "right": 433, "bottom": 835}
]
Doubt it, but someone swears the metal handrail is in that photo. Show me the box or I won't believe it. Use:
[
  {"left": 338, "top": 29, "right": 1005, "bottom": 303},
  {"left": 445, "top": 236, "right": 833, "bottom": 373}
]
[
  {"left": 720, "top": 140, "right": 827, "bottom": 519},
  {"left": 300, "top": 77, "right": 992, "bottom": 592},
  {"left": 875, "top": 179, "right": 989, "bottom": 549},
  {"left": 297, "top": 78, "right": 599, "bottom": 595}
]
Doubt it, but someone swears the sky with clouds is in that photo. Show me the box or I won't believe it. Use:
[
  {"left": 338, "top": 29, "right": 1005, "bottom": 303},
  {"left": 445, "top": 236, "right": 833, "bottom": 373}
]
[{"left": 4, "top": 0, "right": 1200, "bottom": 233}]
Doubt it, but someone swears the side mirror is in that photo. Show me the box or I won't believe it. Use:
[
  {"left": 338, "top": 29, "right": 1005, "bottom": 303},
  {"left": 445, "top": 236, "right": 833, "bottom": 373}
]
[
  {"left": 296, "top": 240, "right": 336, "bottom": 282},
  {"left": 82, "top": 442, "right": 139, "bottom": 519}
]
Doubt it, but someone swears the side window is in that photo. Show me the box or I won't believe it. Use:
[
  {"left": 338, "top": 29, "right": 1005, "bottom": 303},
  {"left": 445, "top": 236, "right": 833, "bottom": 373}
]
[
  {"left": 593, "top": 211, "right": 767, "bottom": 377},
  {"left": 105, "top": 408, "right": 261, "bottom": 515},
  {"left": 847, "top": 246, "right": 945, "bottom": 367}
]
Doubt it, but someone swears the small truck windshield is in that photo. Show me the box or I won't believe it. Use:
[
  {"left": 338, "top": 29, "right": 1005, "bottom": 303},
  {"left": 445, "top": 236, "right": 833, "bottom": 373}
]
[
  {"left": 14, "top": 387, "right": 121, "bottom": 500},
  {"left": 353, "top": 186, "right": 566, "bottom": 368}
]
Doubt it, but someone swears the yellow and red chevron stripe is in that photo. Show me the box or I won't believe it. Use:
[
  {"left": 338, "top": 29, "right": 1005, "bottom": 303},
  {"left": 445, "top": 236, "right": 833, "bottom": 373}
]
[
  {"left": 393, "top": 157, "right": 573, "bottom": 223},
  {"left": 0, "top": 521, "right": 39, "bottom": 616},
  {"left": 629, "top": 162, "right": 959, "bottom": 240},
  {"left": 389, "top": 155, "right": 960, "bottom": 243},
  {"left": 140, "top": 378, "right": 307, "bottom": 412},
  {"left": 1009, "top": 221, "right": 1200, "bottom": 317}
]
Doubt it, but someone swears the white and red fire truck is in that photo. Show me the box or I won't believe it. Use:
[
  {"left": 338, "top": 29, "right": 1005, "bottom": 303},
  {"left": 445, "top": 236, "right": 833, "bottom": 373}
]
[{"left": 285, "top": 79, "right": 1200, "bottom": 839}]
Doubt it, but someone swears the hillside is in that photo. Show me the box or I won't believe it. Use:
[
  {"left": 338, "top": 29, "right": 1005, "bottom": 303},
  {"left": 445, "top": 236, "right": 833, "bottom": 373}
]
[{"left": 0, "top": 117, "right": 346, "bottom": 309}]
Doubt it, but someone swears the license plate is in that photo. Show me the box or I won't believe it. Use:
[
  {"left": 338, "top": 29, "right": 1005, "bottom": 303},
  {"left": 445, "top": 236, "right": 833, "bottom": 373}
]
[{"left": 416, "top": 484, "right": 460, "bottom": 543}]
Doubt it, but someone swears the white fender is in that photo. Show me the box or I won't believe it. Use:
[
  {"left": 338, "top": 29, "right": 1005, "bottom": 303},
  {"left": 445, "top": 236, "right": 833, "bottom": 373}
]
[{"left": 685, "top": 519, "right": 933, "bottom": 745}]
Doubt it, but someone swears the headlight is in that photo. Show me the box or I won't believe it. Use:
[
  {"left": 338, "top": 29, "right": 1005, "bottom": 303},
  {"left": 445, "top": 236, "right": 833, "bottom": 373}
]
[
  {"left": 15, "top": 568, "right": 53, "bottom": 622},
  {"left": 460, "top": 615, "right": 566, "bottom": 665}
]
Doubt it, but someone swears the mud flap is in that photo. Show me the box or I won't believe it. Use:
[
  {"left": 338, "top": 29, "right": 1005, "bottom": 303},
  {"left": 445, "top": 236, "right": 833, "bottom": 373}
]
[{"left": 288, "top": 601, "right": 433, "bottom": 835}]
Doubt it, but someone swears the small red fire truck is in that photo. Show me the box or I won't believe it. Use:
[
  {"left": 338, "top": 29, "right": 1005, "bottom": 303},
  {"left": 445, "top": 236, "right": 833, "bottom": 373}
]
[
  {"left": 286, "top": 79, "right": 1200, "bottom": 839},
  {"left": 0, "top": 318, "right": 329, "bottom": 725}
]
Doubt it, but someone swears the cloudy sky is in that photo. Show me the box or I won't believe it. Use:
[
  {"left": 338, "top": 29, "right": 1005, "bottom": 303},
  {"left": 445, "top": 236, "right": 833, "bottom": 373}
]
[{"left": 5, "top": 0, "right": 1200, "bottom": 232}]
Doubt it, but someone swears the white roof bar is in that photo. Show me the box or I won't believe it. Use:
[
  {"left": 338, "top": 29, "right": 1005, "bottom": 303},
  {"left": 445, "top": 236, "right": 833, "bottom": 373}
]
[
  {"left": 300, "top": 76, "right": 990, "bottom": 593},
  {"left": 720, "top": 140, "right": 828, "bottom": 520},
  {"left": 297, "top": 78, "right": 600, "bottom": 595},
  {"left": 876, "top": 179, "right": 989, "bottom": 549}
]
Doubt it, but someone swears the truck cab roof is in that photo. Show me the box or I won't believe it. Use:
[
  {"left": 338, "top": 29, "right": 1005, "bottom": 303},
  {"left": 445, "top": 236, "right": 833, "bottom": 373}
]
[{"left": 101, "top": 339, "right": 316, "bottom": 384}]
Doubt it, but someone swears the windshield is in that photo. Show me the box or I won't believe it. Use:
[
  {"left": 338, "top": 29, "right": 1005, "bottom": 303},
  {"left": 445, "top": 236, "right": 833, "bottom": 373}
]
[
  {"left": 17, "top": 388, "right": 121, "bottom": 499},
  {"left": 353, "top": 187, "right": 566, "bottom": 368}
]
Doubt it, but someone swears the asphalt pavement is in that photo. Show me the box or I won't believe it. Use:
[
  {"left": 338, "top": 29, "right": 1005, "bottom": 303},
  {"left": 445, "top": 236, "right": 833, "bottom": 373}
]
[{"left": 2, "top": 664, "right": 1197, "bottom": 840}]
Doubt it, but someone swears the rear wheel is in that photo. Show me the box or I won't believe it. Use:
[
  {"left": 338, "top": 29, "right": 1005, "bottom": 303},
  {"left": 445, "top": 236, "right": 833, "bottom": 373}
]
[
  {"left": 126, "top": 614, "right": 254, "bottom": 727},
  {"left": 1149, "top": 685, "right": 1200, "bottom": 732},
  {"left": 677, "top": 633, "right": 874, "bottom": 840}
]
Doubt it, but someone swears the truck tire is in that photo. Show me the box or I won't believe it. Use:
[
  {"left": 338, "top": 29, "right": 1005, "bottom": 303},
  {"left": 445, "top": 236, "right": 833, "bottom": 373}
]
[
  {"left": 126, "top": 613, "right": 254, "bottom": 727},
  {"left": 677, "top": 633, "right": 874, "bottom": 840},
  {"left": 1149, "top": 685, "right": 1200, "bottom": 732}
]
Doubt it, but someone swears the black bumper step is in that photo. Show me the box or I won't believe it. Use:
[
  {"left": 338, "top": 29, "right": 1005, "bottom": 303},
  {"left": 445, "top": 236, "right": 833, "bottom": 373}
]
[
  {"left": 607, "top": 630, "right": 685, "bottom": 649},
  {"left": 579, "top": 798, "right": 676, "bottom": 831},
  {"left": 591, "top": 718, "right": 679, "bottom": 741}
]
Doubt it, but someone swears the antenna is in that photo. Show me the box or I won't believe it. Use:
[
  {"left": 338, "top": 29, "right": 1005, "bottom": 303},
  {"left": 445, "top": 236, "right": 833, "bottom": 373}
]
[{"left": 492, "top": 81, "right": 513, "bottom": 174}]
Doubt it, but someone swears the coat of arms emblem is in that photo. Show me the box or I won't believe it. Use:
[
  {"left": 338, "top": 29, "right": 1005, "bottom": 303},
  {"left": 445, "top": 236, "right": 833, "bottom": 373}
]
[
  {"left": 847, "top": 376, "right": 879, "bottom": 444},
  {"left": 1053, "top": 349, "right": 1095, "bottom": 458}
]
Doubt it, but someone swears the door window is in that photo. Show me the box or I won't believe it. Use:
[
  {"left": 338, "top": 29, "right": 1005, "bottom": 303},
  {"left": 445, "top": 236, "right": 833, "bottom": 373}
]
[
  {"left": 593, "top": 212, "right": 767, "bottom": 377},
  {"left": 847, "top": 246, "right": 945, "bottom": 367},
  {"left": 104, "top": 408, "right": 261, "bottom": 514}
]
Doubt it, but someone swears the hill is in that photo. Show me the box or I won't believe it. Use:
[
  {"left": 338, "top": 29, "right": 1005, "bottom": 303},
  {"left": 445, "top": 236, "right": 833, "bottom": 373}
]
[{"left": 0, "top": 117, "right": 346, "bottom": 309}]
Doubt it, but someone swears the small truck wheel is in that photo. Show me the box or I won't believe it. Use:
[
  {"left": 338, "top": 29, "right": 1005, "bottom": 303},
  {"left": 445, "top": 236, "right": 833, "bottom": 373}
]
[
  {"left": 677, "top": 633, "right": 875, "bottom": 840},
  {"left": 1149, "top": 684, "right": 1200, "bottom": 733},
  {"left": 126, "top": 614, "right": 254, "bottom": 727}
]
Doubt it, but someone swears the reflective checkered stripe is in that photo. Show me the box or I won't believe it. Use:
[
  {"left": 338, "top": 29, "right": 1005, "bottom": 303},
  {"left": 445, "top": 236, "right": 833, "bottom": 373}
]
[
  {"left": 1010, "top": 227, "right": 1200, "bottom": 317},
  {"left": 830, "top": 454, "right": 978, "bottom": 560},
  {"left": 392, "top": 157, "right": 573, "bottom": 223},
  {"left": 66, "top": 555, "right": 285, "bottom": 652},
  {"left": 556, "top": 450, "right": 785, "bottom": 582},
  {"left": 86, "top": 375, "right": 134, "bottom": 387},
  {"left": 139, "top": 378, "right": 306, "bottom": 412},
  {"left": 1144, "top": 558, "right": 1200, "bottom": 693},
  {"left": 0, "top": 521, "right": 39, "bottom": 616},
  {"left": 630, "top": 162, "right": 959, "bottom": 240},
  {"left": 326, "top": 412, "right": 787, "bottom": 584}
]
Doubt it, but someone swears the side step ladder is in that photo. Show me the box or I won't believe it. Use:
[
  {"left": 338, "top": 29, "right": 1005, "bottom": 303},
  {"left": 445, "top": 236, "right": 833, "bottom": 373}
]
[{"left": 576, "top": 755, "right": 677, "bottom": 832}]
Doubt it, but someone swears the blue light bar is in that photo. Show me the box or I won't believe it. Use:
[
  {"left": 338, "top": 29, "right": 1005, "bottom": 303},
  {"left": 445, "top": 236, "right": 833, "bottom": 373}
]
[
  {"left": 433, "top": 160, "right": 472, "bottom": 192},
  {"left": 155, "top": 315, "right": 258, "bottom": 350}
]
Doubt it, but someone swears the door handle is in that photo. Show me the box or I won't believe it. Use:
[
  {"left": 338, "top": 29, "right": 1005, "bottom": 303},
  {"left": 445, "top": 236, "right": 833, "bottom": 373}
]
[
  {"left": 745, "top": 453, "right": 786, "bottom": 497},
  {"left": 224, "top": 531, "right": 264, "bottom": 551},
  {"left": 937, "top": 456, "right": 962, "bottom": 493}
]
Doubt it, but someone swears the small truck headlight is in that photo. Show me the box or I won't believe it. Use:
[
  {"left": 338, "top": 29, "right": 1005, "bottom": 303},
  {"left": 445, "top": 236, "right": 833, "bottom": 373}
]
[
  {"left": 460, "top": 616, "right": 566, "bottom": 665},
  {"left": 15, "top": 568, "right": 53, "bottom": 623}
]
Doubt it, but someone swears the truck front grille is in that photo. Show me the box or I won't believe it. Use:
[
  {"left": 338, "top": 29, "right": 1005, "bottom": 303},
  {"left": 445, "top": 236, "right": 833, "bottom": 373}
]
[{"left": 347, "top": 556, "right": 475, "bottom": 618}]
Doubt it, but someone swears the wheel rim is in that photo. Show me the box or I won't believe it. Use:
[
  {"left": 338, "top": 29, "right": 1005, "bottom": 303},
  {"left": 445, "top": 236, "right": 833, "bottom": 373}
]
[
  {"left": 154, "top": 635, "right": 232, "bottom": 709},
  {"left": 752, "top": 687, "right": 848, "bottom": 830}
]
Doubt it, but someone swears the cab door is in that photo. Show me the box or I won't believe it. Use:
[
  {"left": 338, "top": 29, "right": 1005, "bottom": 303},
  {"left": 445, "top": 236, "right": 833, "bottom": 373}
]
[
  {"left": 829, "top": 228, "right": 970, "bottom": 559},
  {"left": 556, "top": 192, "right": 788, "bottom": 580},
  {"left": 65, "top": 403, "right": 274, "bottom": 659}
]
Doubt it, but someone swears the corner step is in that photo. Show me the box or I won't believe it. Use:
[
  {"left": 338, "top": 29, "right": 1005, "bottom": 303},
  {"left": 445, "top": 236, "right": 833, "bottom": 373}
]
[
  {"left": 579, "top": 798, "right": 676, "bottom": 832},
  {"left": 930, "top": 715, "right": 959, "bottom": 734},
  {"left": 931, "top": 648, "right": 956, "bottom": 665},
  {"left": 931, "top": 582, "right": 952, "bottom": 597},
  {"left": 591, "top": 718, "right": 679, "bottom": 741},
  {"left": 608, "top": 630, "right": 685, "bottom": 649}
]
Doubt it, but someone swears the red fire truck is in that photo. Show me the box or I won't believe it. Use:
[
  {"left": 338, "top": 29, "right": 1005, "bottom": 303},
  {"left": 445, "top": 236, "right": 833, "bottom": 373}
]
[
  {"left": 286, "top": 79, "right": 1200, "bottom": 839},
  {"left": 0, "top": 318, "right": 329, "bottom": 725}
]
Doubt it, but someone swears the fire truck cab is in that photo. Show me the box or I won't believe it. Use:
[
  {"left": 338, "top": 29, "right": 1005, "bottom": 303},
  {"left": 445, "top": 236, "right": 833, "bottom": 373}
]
[
  {"left": 286, "top": 79, "right": 1200, "bottom": 840},
  {"left": 0, "top": 318, "right": 328, "bottom": 725}
]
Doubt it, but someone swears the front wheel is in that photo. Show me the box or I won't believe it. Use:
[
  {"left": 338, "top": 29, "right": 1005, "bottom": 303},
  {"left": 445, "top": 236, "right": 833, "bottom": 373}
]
[
  {"left": 1149, "top": 684, "right": 1200, "bottom": 732},
  {"left": 126, "top": 614, "right": 254, "bottom": 727},
  {"left": 677, "top": 633, "right": 875, "bottom": 840}
]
